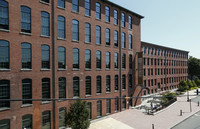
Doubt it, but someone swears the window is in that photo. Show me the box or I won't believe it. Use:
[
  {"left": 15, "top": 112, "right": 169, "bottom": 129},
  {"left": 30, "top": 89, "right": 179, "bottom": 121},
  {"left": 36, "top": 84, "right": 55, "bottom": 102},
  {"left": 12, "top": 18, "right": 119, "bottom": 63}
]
[
  {"left": 41, "top": 0, "right": 49, "bottom": 3},
  {"left": 122, "top": 53, "right": 126, "bottom": 69},
  {"left": 114, "top": 10, "right": 118, "bottom": 25},
  {"left": 97, "top": 100, "right": 102, "bottom": 117},
  {"left": 41, "top": 45, "right": 50, "bottom": 69},
  {"left": 121, "top": 13, "right": 125, "bottom": 27},
  {"left": 105, "top": 28, "right": 110, "bottom": 46},
  {"left": 21, "top": 43, "right": 31, "bottom": 69},
  {"left": 59, "top": 107, "right": 66, "bottom": 128},
  {"left": 96, "top": 26, "right": 101, "bottom": 44},
  {"left": 42, "top": 111, "right": 51, "bottom": 129},
  {"left": 106, "top": 99, "right": 111, "bottom": 114},
  {"left": 87, "top": 102, "right": 92, "bottom": 119},
  {"left": 73, "top": 48, "right": 79, "bottom": 69},
  {"left": 105, "top": 6, "right": 110, "bottom": 22},
  {"left": 106, "top": 52, "right": 110, "bottom": 69},
  {"left": 96, "top": 3, "right": 101, "bottom": 19},
  {"left": 122, "top": 75, "right": 126, "bottom": 89},
  {"left": 114, "top": 53, "right": 118, "bottom": 69},
  {"left": 96, "top": 76, "right": 101, "bottom": 94},
  {"left": 0, "top": 40, "right": 9, "bottom": 69},
  {"left": 72, "top": 20, "right": 79, "bottom": 41},
  {"left": 122, "top": 95, "right": 126, "bottom": 110},
  {"left": 73, "top": 77, "right": 79, "bottom": 97},
  {"left": 85, "top": 0, "right": 90, "bottom": 16},
  {"left": 58, "top": 16, "right": 65, "bottom": 39},
  {"left": 58, "top": 0, "right": 65, "bottom": 8},
  {"left": 0, "top": 0, "right": 9, "bottom": 30},
  {"left": 128, "top": 16, "right": 132, "bottom": 29},
  {"left": 129, "top": 74, "right": 132, "bottom": 88},
  {"left": 85, "top": 23, "right": 91, "bottom": 43},
  {"left": 129, "top": 54, "right": 132, "bottom": 69},
  {"left": 59, "top": 77, "right": 66, "bottom": 99},
  {"left": 58, "top": 47, "right": 66, "bottom": 69},
  {"left": 85, "top": 49, "right": 91, "bottom": 69},
  {"left": 106, "top": 75, "right": 110, "bottom": 92},
  {"left": 96, "top": 51, "right": 101, "bottom": 69},
  {"left": 115, "top": 97, "right": 119, "bottom": 112},
  {"left": 85, "top": 76, "right": 91, "bottom": 95},
  {"left": 122, "top": 32, "right": 126, "bottom": 48},
  {"left": 114, "top": 30, "right": 118, "bottom": 47},
  {"left": 0, "top": 80, "right": 10, "bottom": 108},
  {"left": 0, "top": 119, "right": 10, "bottom": 129},
  {"left": 22, "top": 114, "right": 32, "bottom": 129},
  {"left": 21, "top": 6, "right": 31, "bottom": 33},
  {"left": 22, "top": 79, "right": 32, "bottom": 105},
  {"left": 115, "top": 75, "right": 118, "bottom": 90},
  {"left": 72, "top": 0, "right": 79, "bottom": 12},
  {"left": 41, "top": 11, "right": 50, "bottom": 36},
  {"left": 42, "top": 78, "right": 50, "bottom": 101},
  {"left": 129, "top": 34, "right": 132, "bottom": 49}
]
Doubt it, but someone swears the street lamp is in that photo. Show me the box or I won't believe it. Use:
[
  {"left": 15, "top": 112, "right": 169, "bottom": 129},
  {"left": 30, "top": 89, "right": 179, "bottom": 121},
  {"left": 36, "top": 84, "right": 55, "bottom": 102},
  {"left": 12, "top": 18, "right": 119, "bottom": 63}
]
[{"left": 187, "top": 86, "right": 189, "bottom": 102}]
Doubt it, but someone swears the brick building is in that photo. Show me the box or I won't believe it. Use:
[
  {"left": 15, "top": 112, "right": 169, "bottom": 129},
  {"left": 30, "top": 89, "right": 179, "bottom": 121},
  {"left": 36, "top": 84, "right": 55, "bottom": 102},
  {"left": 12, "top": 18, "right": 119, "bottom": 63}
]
[
  {"left": 141, "top": 41, "right": 189, "bottom": 96},
  {"left": 0, "top": 0, "right": 143, "bottom": 128}
]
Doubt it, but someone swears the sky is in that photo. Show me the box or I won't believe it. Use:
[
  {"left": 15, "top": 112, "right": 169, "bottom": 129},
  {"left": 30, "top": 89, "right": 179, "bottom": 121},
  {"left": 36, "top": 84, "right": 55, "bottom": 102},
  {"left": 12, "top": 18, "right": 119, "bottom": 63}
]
[{"left": 109, "top": 0, "right": 200, "bottom": 58}]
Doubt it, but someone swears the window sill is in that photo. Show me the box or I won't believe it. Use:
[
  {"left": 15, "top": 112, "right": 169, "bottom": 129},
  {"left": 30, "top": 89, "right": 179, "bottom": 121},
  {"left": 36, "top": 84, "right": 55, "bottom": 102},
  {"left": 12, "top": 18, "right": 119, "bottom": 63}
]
[
  {"left": 114, "top": 90, "right": 118, "bottom": 92},
  {"left": 122, "top": 68, "right": 126, "bottom": 71},
  {"left": 57, "top": 38, "right": 66, "bottom": 41},
  {"left": 21, "top": 69, "right": 32, "bottom": 71},
  {"left": 114, "top": 46, "right": 118, "bottom": 48},
  {"left": 0, "top": 29, "right": 10, "bottom": 32},
  {"left": 71, "top": 10, "right": 79, "bottom": 14},
  {"left": 96, "top": 18, "right": 101, "bottom": 21},
  {"left": 73, "top": 96, "right": 80, "bottom": 99},
  {"left": 58, "top": 68, "right": 66, "bottom": 71},
  {"left": 128, "top": 28, "right": 133, "bottom": 31},
  {"left": 0, "top": 69, "right": 11, "bottom": 71},
  {"left": 85, "top": 41, "right": 91, "bottom": 44},
  {"left": 0, "top": 107, "right": 10, "bottom": 112},
  {"left": 41, "top": 101, "right": 51, "bottom": 104},
  {"left": 72, "top": 68, "right": 80, "bottom": 71},
  {"left": 57, "top": 6, "right": 65, "bottom": 10},
  {"left": 105, "top": 45, "right": 110, "bottom": 47},
  {"left": 96, "top": 93, "right": 101, "bottom": 96},
  {"left": 85, "top": 68, "right": 91, "bottom": 71},
  {"left": 122, "top": 26, "right": 126, "bottom": 29},
  {"left": 106, "top": 92, "right": 111, "bottom": 94},
  {"left": 40, "top": 1, "right": 50, "bottom": 5},
  {"left": 122, "top": 48, "right": 126, "bottom": 50},
  {"left": 21, "top": 104, "right": 33, "bottom": 108},
  {"left": 114, "top": 24, "right": 119, "bottom": 26},
  {"left": 105, "top": 21, "right": 110, "bottom": 24},
  {"left": 85, "top": 15, "right": 91, "bottom": 18},
  {"left": 122, "top": 89, "right": 126, "bottom": 91},
  {"left": 41, "top": 69, "right": 51, "bottom": 71},
  {"left": 96, "top": 43, "right": 101, "bottom": 46},
  {"left": 72, "top": 40, "right": 79, "bottom": 43},
  {"left": 96, "top": 69, "right": 102, "bottom": 71},
  {"left": 20, "top": 32, "right": 32, "bottom": 36},
  {"left": 129, "top": 49, "right": 133, "bottom": 51},
  {"left": 114, "top": 68, "right": 119, "bottom": 71},
  {"left": 85, "top": 95, "right": 91, "bottom": 97},
  {"left": 41, "top": 35, "right": 50, "bottom": 38}
]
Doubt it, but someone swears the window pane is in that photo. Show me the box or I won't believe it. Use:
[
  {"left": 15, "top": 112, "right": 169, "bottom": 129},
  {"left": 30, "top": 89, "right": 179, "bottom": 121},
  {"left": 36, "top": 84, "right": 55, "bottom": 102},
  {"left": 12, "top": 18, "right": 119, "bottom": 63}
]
[
  {"left": 96, "top": 51, "right": 101, "bottom": 69},
  {"left": 115, "top": 97, "right": 119, "bottom": 112},
  {"left": 115, "top": 75, "right": 118, "bottom": 90},
  {"left": 72, "top": 0, "right": 79, "bottom": 12},
  {"left": 121, "top": 13, "right": 125, "bottom": 27},
  {"left": 106, "top": 75, "right": 110, "bottom": 92},
  {"left": 106, "top": 28, "right": 110, "bottom": 46},
  {"left": 87, "top": 102, "right": 92, "bottom": 119},
  {"left": 85, "top": 0, "right": 90, "bottom": 16},
  {"left": 58, "top": 47, "right": 66, "bottom": 69},
  {"left": 0, "top": 0, "right": 9, "bottom": 30},
  {"left": 129, "top": 34, "right": 132, "bottom": 49},
  {"left": 85, "top": 50, "right": 91, "bottom": 69},
  {"left": 106, "top": 99, "right": 111, "bottom": 114},
  {"left": 22, "top": 114, "right": 32, "bottom": 129},
  {"left": 0, "top": 119, "right": 10, "bottom": 129},
  {"left": 73, "top": 48, "right": 79, "bottom": 69},
  {"left": 0, "top": 80, "right": 10, "bottom": 108},
  {"left": 122, "top": 75, "right": 126, "bottom": 89},
  {"left": 58, "top": 16, "right": 65, "bottom": 39},
  {"left": 96, "top": 3, "right": 101, "bottom": 19},
  {"left": 97, "top": 100, "right": 101, "bottom": 117},
  {"left": 106, "top": 52, "right": 110, "bottom": 69},
  {"left": 105, "top": 6, "right": 110, "bottom": 22},
  {"left": 122, "top": 53, "right": 126, "bottom": 69},
  {"left": 0, "top": 40, "right": 9, "bottom": 69},
  {"left": 21, "top": 43, "right": 31, "bottom": 69},
  {"left": 114, "top": 31, "right": 118, "bottom": 47},
  {"left": 129, "top": 74, "right": 132, "bottom": 88},
  {"left": 59, "top": 77, "right": 66, "bottom": 98},
  {"left": 58, "top": 0, "right": 65, "bottom": 8},
  {"left": 73, "top": 77, "right": 79, "bottom": 97},
  {"left": 129, "top": 54, "right": 132, "bottom": 69},
  {"left": 129, "top": 16, "right": 132, "bottom": 29},
  {"left": 85, "top": 76, "right": 91, "bottom": 95},
  {"left": 122, "top": 33, "right": 126, "bottom": 48},
  {"left": 42, "top": 78, "right": 50, "bottom": 101},
  {"left": 59, "top": 107, "right": 66, "bottom": 127},
  {"left": 22, "top": 79, "right": 32, "bottom": 104},
  {"left": 85, "top": 23, "right": 91, "bottom": 42},
  {"left": 21, "top": 6, "right": 31, "bottom": 33},
  {"left": 96, "top": 26, "right": 101, "bottom": 44},
  {"left": 41, "top": 45, "right": 50, "bottom": 69},
  {"left": 41, "top": 12, "right": 50, "bottom": 36},
  {"left": 42, "top": 111, "right": 51, "bottom": 129},
  {"left": 72, "top": 20, "right": 79, "bottom": 41},
  {"left": 114, "top": 10, "right": 118, "bottom": 25},
  {"left": 114, "top": 53, "right": 118, "bottom": 69},
  {"left": 96, "top": 76, "right": 101, "bottom": 94}
]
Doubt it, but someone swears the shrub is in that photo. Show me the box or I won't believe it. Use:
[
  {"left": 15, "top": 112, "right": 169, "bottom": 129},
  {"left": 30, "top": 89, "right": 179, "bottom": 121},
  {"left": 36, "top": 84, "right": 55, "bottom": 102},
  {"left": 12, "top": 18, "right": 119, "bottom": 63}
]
[{"left": 178, "top": 80, "right": 187, "bottom": 92}]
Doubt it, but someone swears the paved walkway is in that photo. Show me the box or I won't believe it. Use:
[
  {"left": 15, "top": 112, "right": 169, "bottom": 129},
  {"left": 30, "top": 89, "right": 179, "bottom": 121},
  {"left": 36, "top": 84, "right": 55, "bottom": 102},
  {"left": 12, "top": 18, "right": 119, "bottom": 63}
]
[{"left": 89, "top": 89, "right": 200, "bottom": 129}]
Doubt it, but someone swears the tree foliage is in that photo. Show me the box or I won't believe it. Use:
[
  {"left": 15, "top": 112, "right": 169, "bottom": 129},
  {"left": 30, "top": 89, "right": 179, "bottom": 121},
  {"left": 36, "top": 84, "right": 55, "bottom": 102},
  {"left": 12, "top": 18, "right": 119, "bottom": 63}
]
[
  {"left": 186, "top": 79, "right": 193, "bottom": 88},
  {"left": 195, "top": 77, "right": 200, "bottom": 86},
  {"left": 188, "top": 56, "right": 200, "bottom": 78},
  {"left": 178, "top": 80, "right": 187, "bottom": 92},
  {"left": 66, "top": 100, "right": 90, "bottom": 129}
]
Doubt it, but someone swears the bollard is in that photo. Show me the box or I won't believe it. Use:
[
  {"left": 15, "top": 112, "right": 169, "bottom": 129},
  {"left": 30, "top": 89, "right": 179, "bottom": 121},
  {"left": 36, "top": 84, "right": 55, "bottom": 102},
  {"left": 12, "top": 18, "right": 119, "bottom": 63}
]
[
  {"left": 198, "top": 101, "right": 199, "bottom": 107},
  {"left": 180, "top": 110, "right": 182, "bottom": 116},
  {"left": 152, "top": 124, "right": 154, "bottom": 129}
]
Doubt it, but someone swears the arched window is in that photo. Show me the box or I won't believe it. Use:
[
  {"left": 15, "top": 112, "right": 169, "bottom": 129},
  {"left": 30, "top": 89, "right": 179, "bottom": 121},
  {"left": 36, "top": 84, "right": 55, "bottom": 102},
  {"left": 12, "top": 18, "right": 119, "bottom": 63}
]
[
  {"left": 21, "top": 6, "right": 31, "bottom": 33},
  {"left": 73, "top": 48, "right": 79, "bottom": 69},
  {"left": 73, "top": 77, "right": 79, "bottom": 97},
  {"left": 85, "top": 76, "right": 91, "bottom": 95},
  {"left": 0, "top": 0, "right": 9, "bottom": 30},
  {"left": 22, "top": 114, "right": 32, "bottom": 129},
  {"left": 96, "top": 76, "right": 101, "bottom": 94},
  {"left": 85, "top": 23, "right": 91, "bottom": 43},
  {"left": 21, "top": 43, "right": 31, "bottom": 69},
  {"left": 22, "top": 79, "right": 32, "bottom": 104},
  {"left": 42, "top": 78, "right": 50, "bottom": 101},
  {"left": 72, "top": 20, "right": 79, "bottom": 41},
  {"left": 58, "top": 46, "right": 66, "bottom": 69},
  {"left": 41, "top": 45, "right": 50, "bottom": 69},
  {"left": 58, "top": 16, "right": 65, "bottom": 39},
  {"left": 0, "top": 40, "right": 9, "bottom": 69},
  {"left": 59, "top": 77, "right": 66, "bottom": 98},
  {"left": 0, "top": 80, "right": 10, "bottom": 108},
  {"left": 41, "top": 11, "right": 50, "bottom": 36}
]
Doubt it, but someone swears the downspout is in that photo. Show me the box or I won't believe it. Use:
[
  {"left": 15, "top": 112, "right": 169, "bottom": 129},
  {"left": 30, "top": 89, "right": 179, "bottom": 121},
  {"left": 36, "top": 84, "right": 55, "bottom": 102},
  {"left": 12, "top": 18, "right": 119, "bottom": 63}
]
[
  {"left": 51, "top": 0, "right": 56, "bottom": 129},
  {"left": 119, "top": 9, "right": 122, "bottom": 112}
]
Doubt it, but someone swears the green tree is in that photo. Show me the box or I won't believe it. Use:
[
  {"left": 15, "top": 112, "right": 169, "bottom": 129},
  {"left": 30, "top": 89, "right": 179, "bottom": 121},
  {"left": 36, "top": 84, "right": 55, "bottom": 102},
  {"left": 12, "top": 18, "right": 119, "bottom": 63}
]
[
  {"left": 178, "top": 80, "right": 187, "bottom": 92},
  {"left": 66, "top": 100, "right": 90, "bottom": 129},
  {"left": 192, "top": 80, "right": 197, "bottom": 87},
  {"left": 195, "top": 77, "right": 200, "bottom": 86},
  {"left": 188, "top": 56, "right": 200, "bottom": 79},
  {"left": 186, "top": 79, "right": 193, "bottom": 88}
]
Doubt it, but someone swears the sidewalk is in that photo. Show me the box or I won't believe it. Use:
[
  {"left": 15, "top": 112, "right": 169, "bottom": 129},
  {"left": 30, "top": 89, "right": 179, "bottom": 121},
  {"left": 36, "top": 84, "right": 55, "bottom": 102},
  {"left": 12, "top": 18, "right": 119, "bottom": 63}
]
[{"left": 89, "top": 89, "right": 200, "bottom": 129}]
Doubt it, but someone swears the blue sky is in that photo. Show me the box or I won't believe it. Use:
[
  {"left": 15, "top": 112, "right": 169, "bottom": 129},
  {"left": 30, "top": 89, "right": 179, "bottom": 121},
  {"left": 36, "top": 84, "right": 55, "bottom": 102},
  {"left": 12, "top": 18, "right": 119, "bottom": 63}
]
[{"left": 109, "top": 0, "right": 200, "bottom": 58}]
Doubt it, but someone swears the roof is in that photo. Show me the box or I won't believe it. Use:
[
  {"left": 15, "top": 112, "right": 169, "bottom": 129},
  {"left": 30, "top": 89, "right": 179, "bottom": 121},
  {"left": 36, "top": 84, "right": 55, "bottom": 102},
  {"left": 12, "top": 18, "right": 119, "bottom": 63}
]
[
  {"left": 141, "top": 41, "right": 189, "bottom": 53},
  {"left": 104, "top": 0, "right": 144, "bottom": 19}
]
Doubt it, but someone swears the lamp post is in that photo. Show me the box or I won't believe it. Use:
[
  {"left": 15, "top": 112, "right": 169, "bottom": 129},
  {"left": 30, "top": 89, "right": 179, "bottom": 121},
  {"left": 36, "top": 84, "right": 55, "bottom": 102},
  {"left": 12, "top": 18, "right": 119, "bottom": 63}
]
[{"left": 187, "top": 86, "right": 189, "bottom": 102}]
